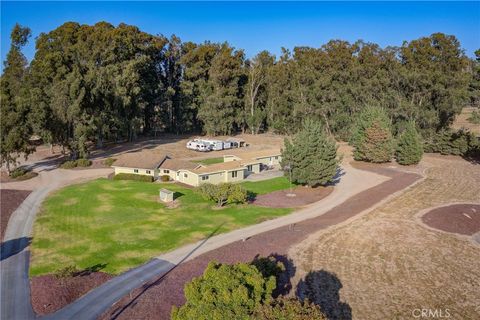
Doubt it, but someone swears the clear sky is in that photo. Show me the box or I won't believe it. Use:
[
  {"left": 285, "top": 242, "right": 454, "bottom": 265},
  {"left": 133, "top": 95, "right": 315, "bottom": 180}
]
[{"left": 1, "top": 1, "right": 480, "bottom": 72}]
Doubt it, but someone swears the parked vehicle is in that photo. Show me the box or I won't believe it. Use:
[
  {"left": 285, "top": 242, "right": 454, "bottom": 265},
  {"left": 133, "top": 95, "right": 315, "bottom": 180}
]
[
  {"left": 187, "top": 140, "right": 210, "bottom": 152},
  {"left": 203, "top": 139, "right": 224, "bottom": 151}
]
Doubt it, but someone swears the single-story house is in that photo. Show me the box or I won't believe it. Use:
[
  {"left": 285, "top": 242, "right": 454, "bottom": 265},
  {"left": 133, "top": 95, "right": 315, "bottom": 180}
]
[
  {"left": 223, "top": 149, "right": 282, "bottom": 167},
  {"left": 112, "top": 148, "right": 282, "bottom": 187},
  {"left": 112, "top": 152, "right": 171, "bottom": 179}
]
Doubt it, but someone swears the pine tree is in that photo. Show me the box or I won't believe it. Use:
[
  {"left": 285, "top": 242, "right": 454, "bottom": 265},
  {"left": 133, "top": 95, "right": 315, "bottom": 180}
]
[
  {"left": 352, "top": 107, "right": 394, "bottom": 163},
  {"left": 396, "top": 122, "right": 423, "bottom": 165},
  {"left": 281, "top": 119, "right": 340, "bottom": 187}
]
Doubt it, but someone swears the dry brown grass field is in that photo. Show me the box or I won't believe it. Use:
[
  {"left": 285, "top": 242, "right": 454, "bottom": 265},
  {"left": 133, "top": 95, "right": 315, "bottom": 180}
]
[{"left": 290, "top": 154, "right": 480, "bottom": 319}]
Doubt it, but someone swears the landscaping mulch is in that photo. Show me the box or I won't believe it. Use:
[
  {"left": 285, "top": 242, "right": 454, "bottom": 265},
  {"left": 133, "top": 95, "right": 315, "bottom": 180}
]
[
  {"left": 30, "top": 272, "right": 113, "bottom": 316},
  {"left": 252, "top": 186, "right": 333, "bottom": 208},
  {"left": 0, "top": 189, "right": 31, "bottom": 241},
  {"left": 99, "top": 164, "right": 421, "bottom": 320},
  {"left": 422, "top": 204, "right": 480, "bottom": 236}
]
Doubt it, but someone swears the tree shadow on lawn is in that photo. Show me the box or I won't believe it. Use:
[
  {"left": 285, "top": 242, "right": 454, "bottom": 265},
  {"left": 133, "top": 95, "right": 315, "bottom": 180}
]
[
  {"left": 73, "top": 263, "right": 108, "bottom": 277},
  {"left": 108, "top": 222, "right": 226, "bottom": 320}
]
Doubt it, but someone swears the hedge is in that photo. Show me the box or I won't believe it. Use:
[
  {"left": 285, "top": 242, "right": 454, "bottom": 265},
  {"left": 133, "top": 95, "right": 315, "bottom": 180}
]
[{"left": 113, "top": 173, "right": 153, "bottom": 182}]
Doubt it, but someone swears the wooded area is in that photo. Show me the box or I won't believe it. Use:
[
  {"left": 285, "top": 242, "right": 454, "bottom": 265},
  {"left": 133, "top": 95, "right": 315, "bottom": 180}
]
[{"left": 1, "top": 21, "right": 479, "bottom": 169}]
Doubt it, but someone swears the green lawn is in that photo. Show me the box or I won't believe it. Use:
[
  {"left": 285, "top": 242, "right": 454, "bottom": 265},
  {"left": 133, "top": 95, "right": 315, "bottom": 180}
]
[
  {"left": 30, "top": 178, "right": 292, "bottom": 276},
  {"left": 193, "top": 157, "right": 224, "bottom": 165},
  {"left": 241, "top": 176, "right": 293, "bottom": 195}
]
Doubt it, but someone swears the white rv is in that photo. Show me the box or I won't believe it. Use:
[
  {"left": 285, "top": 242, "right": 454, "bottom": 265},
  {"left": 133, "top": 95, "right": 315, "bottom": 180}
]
[
  {"left": 186, "top": 140, "right": 210, "bottom": 152},
  {"left": 202, "top": 139, "right": 224, "bottom": 151}
]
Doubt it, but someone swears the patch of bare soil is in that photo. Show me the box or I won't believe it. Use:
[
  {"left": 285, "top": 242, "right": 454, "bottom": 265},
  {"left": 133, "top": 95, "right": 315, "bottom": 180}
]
[
  {"left": 1, "top": 189, "right": 31, "bottom": 241},
  {"left": 421, "top": 204, "right": 480, "bottom": 236},
  {"left": 30, "top": 272, "right": 113, "bottom": 316},
  {"left": 253, "top": 186, "right": 333, "bottom": 208},
  {"left": 99, "top": 164, "right": 420, "bottom": 320},
  {"left": 290, "top": 155, "right": 480, "bottom": 320}
]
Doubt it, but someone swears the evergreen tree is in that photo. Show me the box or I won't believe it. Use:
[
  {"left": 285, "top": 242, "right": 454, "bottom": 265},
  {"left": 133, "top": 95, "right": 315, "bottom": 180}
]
[
  {"left": 171, "top": 261, "right": 276, "bottom": 320},
  {"left": 0, "top": 23, "right": 34, "bottom": 173},
  {"left": 253, "top": 297, "right": 327, "bottom": 320},
  {"left": 352, "top": 107, "right": 394, "bottom": 162},
  {"left": 396, "top": 122, "right": 423, "bottom": 165},
  {"left": 281, "top": 119, "right": 340, "bottom": 187}
]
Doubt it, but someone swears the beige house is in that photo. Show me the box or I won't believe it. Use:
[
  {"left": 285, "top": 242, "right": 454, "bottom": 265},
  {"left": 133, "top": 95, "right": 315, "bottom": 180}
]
[{"left": 112, "top": 149, "right": 282, "bottom": 187}]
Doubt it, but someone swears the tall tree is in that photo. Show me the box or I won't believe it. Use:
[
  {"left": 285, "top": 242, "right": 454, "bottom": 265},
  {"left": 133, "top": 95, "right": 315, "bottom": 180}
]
[
  {"left": 0, "top": 23, "right": 34, "bottom": 173},
  {"left": 281, "top": 119, "right": 340, "bottom": 187},
  {"left": 244, "top": 51, "right": 274, "bottom": 134}
]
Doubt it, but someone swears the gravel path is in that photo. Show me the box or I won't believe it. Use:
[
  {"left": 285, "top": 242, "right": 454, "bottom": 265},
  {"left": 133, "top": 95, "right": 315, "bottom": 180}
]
[{"left": 99, "top": 164, "right": 421, "bottom": 320}]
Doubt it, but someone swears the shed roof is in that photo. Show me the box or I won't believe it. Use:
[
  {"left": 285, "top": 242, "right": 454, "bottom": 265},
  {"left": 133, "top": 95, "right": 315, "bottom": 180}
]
[{"left": 112, "top": 151, "right": 169, "bottom": 169}]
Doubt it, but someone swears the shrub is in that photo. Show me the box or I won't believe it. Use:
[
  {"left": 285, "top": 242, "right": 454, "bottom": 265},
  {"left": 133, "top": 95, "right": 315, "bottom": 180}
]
[
  {"left": 396, "top": 122, "right": 424, "bottom": 165},
  {"left": 351, "top": 107, "right": 394, "bottom": 163},
  {"left": 171, "top": 261, "right": 276, "bottom": 320},
  {"left": 10, "top": 167, "right": 28, "bottom": 178},
  {"left": 54, "top": 264, "right": 79, "bottom": 279},
  {"left": 197, "top": 183, "right": 247, "bottom": 207},
  {"left": 160, "top": 175, "right": 170, "bottom": 182},
  {"left": 60, "top": 160, "right": 77, "bottom": 169},
  {"left": 103, "top": 157, "right": 117, "bottom": 166},
  {"left": 113, "top": 173, "right": 153, "bottom": 182},
  {"left": 281, "top": 119, "right": 340, "bottom": 187},
  {"left": 76, "top": 158, "right": 92, "bottom": 167},
  {"left": 253, "top": 297, "right": 327, "bottom": 320},
  {"left": 424, "top": 129, "right": 479, "bottom": 156},
  {"left": 251, "top": 256, "right": 286, "bottom": 279},
  {"left": 467, "top": 110, "right": 480, "bottom": 124}
]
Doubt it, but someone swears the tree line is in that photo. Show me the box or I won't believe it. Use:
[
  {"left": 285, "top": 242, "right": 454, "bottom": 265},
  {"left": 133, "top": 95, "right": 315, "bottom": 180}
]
[{"left": 1, "top": 21, "right": 479, "bottom": 170}]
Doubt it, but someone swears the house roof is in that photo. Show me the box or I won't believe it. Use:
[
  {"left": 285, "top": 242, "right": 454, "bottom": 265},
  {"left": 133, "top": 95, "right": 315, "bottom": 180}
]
[
  {"left": 226, "top": 149, "right": 281, "bottom": 161},
  {"left": 159, "top": 159, "right": 199, "bottom": 171},
  {"left": 112, "top": 151, "right": 170, "bottom": 169},
  {"left": 191, "top": 161, "right": 246, "bottom": 174}
]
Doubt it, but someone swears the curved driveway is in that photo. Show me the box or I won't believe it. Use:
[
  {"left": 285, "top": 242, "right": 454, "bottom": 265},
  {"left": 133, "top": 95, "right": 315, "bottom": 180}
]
[{"left": 1, "top": 160, "right": 421, "bottom": 320}]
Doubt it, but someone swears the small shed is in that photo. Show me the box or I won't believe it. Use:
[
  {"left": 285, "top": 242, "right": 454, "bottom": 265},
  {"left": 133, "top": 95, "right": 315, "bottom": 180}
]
[{"left": 159, "top": 188, "right": 174, "bottom": 203}]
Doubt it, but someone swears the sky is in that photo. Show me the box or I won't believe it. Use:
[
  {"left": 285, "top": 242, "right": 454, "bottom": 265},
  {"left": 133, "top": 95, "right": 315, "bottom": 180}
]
[{"left": 1, "top": 1, "right": 480, "bottom": 72}]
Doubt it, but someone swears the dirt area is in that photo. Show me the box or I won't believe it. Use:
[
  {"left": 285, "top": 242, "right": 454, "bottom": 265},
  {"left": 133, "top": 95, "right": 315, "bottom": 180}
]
[
  {"left": 1, "top": 189, "right": 31, "bottom": 241},
  {"left": 99, "top": 162, "right": 420, "bottom": 320},
  {"left": 421, "top": 204, "right": 480, "bottom": 236},
  {"left": 30, "top": 272, "right": 113, "bottom": 316},
  {"left": 451, "top": 106, "right": 480, "bottom": 136},
  {"left": 290, "top": 155, "right": 480, "bottom": 320},
  {"left": 253, "top": 186, "right": 333, "bottom": 208}
]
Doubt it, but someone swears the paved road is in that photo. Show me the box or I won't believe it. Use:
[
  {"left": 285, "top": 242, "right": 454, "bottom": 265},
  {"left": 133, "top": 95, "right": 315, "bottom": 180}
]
[
  {"left": 0, "top": 166, "right": 112, "bottom": 320},
  {"left": 40, "top": 163, "right": 390, "bottom": 320}
]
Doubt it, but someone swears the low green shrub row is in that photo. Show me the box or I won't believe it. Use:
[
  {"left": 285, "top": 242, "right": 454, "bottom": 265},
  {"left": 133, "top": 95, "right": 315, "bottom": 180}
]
[
  {"left": 160, "top": 175, "right": 170, "bottom": 182},
  {"left": 103, "top": 157, "right": 117, "bottom": 166},
  {"left": 10, "top": 167, "right": 28, "bottom": 178},
  {"left": 113, "top": 173, "right": 153, "bottom": 182},
  {"left": 60, "top": 158, "right": 92, "bottom": 169}
]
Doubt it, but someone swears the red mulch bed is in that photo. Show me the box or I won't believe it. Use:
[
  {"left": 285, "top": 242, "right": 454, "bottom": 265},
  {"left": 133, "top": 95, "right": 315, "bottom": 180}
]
[
  {"left": 31, "top": 272, "right": 113, "bottom": 316},
  {"left": 253, "top": 186, "right": 333, "bottom": 208},
  {"left": 422, "top": 204, "right": 480, "bottom": 236},
  {"left": 1, "top": 189, "right": 31, "bottom": 241},
  {"left": 97, "top": 165, "right": 421, "bottom": 320}
]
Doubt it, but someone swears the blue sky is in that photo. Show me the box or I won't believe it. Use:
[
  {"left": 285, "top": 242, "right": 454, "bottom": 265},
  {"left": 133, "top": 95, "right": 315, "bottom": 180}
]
[{"left": 1, "top": 1, "right": 479, "bottom": 72}]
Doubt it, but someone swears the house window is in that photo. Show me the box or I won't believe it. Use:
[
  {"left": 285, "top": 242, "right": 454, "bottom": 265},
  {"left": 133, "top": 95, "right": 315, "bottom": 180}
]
[
  {"left": 275, "top": 156, "right": 278, "bottom": 160},
  {"left": 231, "top": 171, "right": 238, "bottom": 178},
  {"left": 134, "top": 169, "right": 139, "bottom": 173},
  {"left": 164, "top": 169, "right": 170, "bottom": 173},
  {"left": 202, "top": 175, "right": 209, "bottom": 181},
  {"left": 146, "top": 170, "right": 151, "bottom": 174},
  {"left": 247, "top": 165, "right": 252, "bottom": 172},
  {"left": 184, "top": 173, "right": 188, "bottom": 178}
]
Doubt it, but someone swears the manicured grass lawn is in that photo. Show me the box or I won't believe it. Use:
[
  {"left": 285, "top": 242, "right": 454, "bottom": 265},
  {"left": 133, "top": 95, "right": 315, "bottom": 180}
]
[
  {"left": 193, "top": 157, "right": 224, "bottom": 165},
  {"left": 241, "top": 176, "right": 293, "bottom": 195},
  {"left": 30, "top": 178, "right": 292, "bottom": 276}
]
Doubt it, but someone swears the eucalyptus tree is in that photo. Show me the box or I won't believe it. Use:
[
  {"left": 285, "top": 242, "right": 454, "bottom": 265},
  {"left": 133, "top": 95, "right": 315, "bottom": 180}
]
[{"left": 0, "top": 23, "right": 34, "bottom": 173}]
